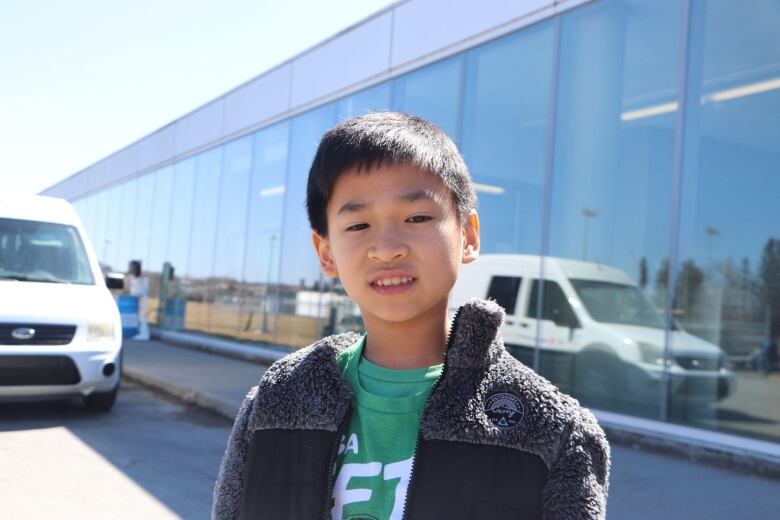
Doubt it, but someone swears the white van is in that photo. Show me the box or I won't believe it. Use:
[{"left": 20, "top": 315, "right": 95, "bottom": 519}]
[
  {"left": 0, "top": 193, "right": 122, "bottom": 411},
  {"left": 450, "top": 254, "right": 735, "bottom": 408}
]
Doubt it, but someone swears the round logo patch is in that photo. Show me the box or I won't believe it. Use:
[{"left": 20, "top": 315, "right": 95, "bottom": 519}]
[{"left": 485, "top": 392, "right": 525, "bottom": 430}]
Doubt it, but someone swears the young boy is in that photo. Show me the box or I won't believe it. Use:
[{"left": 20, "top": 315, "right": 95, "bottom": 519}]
[{"left": 212, "top": 112, "right": 610, "bottom": 519}]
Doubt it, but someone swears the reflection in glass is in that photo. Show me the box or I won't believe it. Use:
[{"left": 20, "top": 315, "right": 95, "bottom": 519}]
[
  {"left": 336, "top": 82, "right": 392, "bottom": 121},
  {"left": 132, "top": 173, "right": 155, "bottom": 270},
  {"left": 544, "top": 0, "right": 683, "bottom": 416},
  {"left": 104, "top": 185, "right": 122, "bottom": 271},
  {"left": 278, "top": 104, "right": 336, "bottom": 347},
  {"left": 240, "top": 122, "right": 289, "bottom": 343},
  {"left": 393, "top": 56, "right": 462, "bottom": 138},
  {"left": 147, "top": 166, "right": 175, "bottom": 274},
  {"left": 672, "top": 0, "right": 780, "bottom": 442},
  {"left": 115, "top": 179, "right": 138, "bottom": 274},
  {"left": 184, "top": 148, "right": 222, "bottom": 333},
  {"left": 461, "top": 24, "right": 553, "bottom": 255},
  {"left": 211, "top": 136, "right": 253, "bottom": 337}
]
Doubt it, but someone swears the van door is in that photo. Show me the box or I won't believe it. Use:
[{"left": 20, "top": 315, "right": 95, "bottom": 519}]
[
  {"left": 484, "top": 275, "right": 533, "bottom": 365},
  {"left": 524, "top": 279, "right": 582, "bottom": 390}
]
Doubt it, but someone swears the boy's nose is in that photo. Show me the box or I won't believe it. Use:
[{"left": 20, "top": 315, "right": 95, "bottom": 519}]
[{"left": 367, "top": 237, "right": 409, "bottom": 263}]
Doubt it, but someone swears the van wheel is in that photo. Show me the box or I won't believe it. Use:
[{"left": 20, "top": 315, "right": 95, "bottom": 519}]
[
  {"left": 84, "top": 385, "right": 119, "bottom": 412},
  {"left": 575, "top": 351, "right": 626, "bottom": 410}
]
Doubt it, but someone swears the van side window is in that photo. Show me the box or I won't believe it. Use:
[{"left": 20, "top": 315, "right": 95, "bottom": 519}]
[
  {"left": 486, "top": 276, "right": 522, "bottom": 315},
  {"left": 527, "top": 280, "right": 579, "bottom": 328}
]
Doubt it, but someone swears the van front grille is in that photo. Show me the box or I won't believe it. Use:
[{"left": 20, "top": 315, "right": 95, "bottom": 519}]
[
  {"left": 0, "top": 355, "right": 81, "bottom": 385},
  {"left": 0, "top": 324, "right": 76, "bottom": 345}
]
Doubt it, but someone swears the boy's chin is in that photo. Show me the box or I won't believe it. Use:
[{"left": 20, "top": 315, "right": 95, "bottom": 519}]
[{"left": 362, "top": 300, "right": 444, "bottom": 325}]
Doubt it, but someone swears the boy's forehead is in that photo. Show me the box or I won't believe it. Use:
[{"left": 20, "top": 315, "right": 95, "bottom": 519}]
[{"left": 328, "top": 163, "right": 453, "bottom": 211}]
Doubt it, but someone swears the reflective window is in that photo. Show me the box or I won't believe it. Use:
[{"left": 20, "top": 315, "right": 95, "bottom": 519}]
[
  {"left": 147, "top": 166, "right": 175, "bottom": 273},
  {"left": 115, "top": 179, "right": 138, "bottom": 273},
  {"left": 241, "top": 122, "right": 289, "bottom": 343},
  {"left": 278, "top": 103, "right": 336, "bottom": 347},
  {"left": 211, "top": 136, "right": 253, "bottom": 336},
  {"left": 104, "top": 185, "right": 122, "bottom": 271},
  {"left": 461, "top": 24, "right": 554, "bottom": 255},
  {"left": 672, "top": 0, "right": 780, "bottom": 442},
  {"left": 543, "top": 0, "right": 683, "bottom": 415},
  {"left": 93, "top": 189, "right": 109, "bottom": 267},
  {"left": 393, "top": 56, "right": 462, "bottom": 138},
  {"left": 168, "top": 158, "right": 196, "bottom": 277},
  {"left": 133, "top": 173, "right": 155, "bottom": 270},
  {"left": 185, "top": 147, "right": 222, "bottom": 333},
  {"left": 337, "top": 82, "right": 392, "bottom": 121}
]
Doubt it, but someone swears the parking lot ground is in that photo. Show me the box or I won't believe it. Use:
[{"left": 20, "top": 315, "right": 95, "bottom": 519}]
[{"left": 0, "top": 380, "right": 231, "bottom": 520}]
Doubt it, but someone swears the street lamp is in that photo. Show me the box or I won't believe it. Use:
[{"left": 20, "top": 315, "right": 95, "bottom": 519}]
[{"left": 581, "top": 208, "right": 599, "bottom": 260}]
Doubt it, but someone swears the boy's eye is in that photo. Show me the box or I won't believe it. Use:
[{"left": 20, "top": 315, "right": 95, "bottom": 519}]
[
  {"left": 407, "top": 215, "right": 432, "bottom": 224},
  {"left": 346, "top": 223, "right": 369, "bottom": 232}
]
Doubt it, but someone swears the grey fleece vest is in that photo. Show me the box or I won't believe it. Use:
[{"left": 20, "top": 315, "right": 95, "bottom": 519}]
[{"left": 212, "top": 298, "right": 610, "bottom": 519}]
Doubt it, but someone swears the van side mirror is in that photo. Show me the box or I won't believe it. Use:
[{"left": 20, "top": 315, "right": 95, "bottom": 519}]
[{"left": 105, "top": 272, "right": 125, "bottom": 290}]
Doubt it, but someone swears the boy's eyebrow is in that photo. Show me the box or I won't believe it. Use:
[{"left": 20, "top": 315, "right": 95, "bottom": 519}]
[{"left": 336, "top": 189, "right": 436, "bottom": 216}]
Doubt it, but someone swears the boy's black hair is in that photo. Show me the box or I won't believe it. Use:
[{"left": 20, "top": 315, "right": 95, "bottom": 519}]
[{"left": 306, "top": 111, "right": 477, "bottom": 237}]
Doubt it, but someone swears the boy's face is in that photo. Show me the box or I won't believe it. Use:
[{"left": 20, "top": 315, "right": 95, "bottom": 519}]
[{"left": 312, "top": 163, "right": 479, "bottom": 326}]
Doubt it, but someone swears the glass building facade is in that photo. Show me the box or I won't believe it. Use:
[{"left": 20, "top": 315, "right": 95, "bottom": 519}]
[{"left": 70, "top": 0, "right": 780, "bottom": 444}]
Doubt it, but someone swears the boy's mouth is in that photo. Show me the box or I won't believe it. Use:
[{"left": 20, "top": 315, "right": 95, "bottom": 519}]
[{"left": 369, "top": 275, "right": 416, "bottom": 295}]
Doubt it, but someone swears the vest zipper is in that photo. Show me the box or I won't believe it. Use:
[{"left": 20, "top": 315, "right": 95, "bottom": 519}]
[
  {"left": 400, "top": 307, "right": 463, "bottom": 519},
  {"left": 323, "top": 405, "right": 353, "bottom": 520}
]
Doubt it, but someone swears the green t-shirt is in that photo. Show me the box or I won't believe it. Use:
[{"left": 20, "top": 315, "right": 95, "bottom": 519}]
[{"left": 332, "top": 335, "right": 442, "bottom": 520}]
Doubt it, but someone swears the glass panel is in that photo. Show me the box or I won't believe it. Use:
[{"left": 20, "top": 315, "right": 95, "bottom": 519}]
[
  {"left": 461, "top": 23, "right": 554, "bottom": 255},
  {"left": 133, "top": 173, "right": 155, "bottom": 271},
  {"left": 93, "top": 190, "right": 108, "bottom": 269},
  {"left": 147, "top": 166, "right": 174, "bottom": 273},
  {"left": 210, "top": 136, "right": 253, "bottom": 337},
  {"left": 545, "top": 0, "right": 683, "bottom": 416},
  {"left": 393, "top": 55, "right": 462, "bottom": 138},
  {"left": 168, "top": 158, "right": 196, "bottom": 276},
  {"left": 277, "top": 103, "right": 336, "bottom": 347},
  {"left": 116, "top": 179, "right": 138, "bottom": 275},
  {"left": 336, "top": 82, "right": 392, "bottom": 121},
  {"left": 184, "top": 148, "right": 222, "bottom": 334},
  {"left": 146, "top": 166, "right": 175, "bottom": 325},
  {"left": 672, "top": 0, "right": 780, "bottom": 442},
  {"left": 104, "top": 185, "right": 122, "bottom": 271},
  {"left": 160, "top": 157, "right": 196, "bottom": 331},
  {"left": 240, "top": 122, "right": 289, "bottom": 343}
]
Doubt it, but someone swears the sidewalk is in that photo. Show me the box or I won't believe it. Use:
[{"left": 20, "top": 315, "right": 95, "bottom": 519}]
[{"left": 123, "top": 338, "right": 271, "bottom": 420}]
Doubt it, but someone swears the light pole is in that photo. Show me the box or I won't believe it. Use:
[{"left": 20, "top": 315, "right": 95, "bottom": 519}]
[
  {"left": 581, "top": 208, "right": 598, "bottom": 260},
  {"left": 261, "top": 234, "right": 277, "bottom": 333}
]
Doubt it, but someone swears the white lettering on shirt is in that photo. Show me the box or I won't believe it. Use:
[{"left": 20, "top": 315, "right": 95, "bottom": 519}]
[
  {"left": 331, "top": 462, "right": 382, "bottom": 520},
  {"left": 345, "top": 433, "right": 359, "bottom": 455},
  {"left": 383, "top": 457, "right": 414, "bottom": 520}
]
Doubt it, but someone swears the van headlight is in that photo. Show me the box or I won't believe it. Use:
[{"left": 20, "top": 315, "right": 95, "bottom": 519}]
[
  {"left": 638, "top": 342, "right": 673, "bottom": 367},
  {"left": 87, "top": 321, "right": 116, "bottom": 341}
]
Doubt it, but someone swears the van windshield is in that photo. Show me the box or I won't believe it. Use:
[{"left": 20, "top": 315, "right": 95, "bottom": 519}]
[
  {"left": 570, "top": 279, "right": 666, "bottom": 329},
  {"left": 0, "top": 218, "right": 95, "bottom": 285}
]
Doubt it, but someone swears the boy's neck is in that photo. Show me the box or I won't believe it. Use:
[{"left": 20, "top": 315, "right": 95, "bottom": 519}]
[{"left": 360, "top": 301, "right": 450, "bottom": 370}]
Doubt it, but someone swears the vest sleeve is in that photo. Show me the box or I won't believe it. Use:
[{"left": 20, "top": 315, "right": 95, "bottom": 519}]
[
  {"left": 542, "top": 408, "right": 611, "bottom": 519},
  {"left": 212, "top": 385, "right": 259, "bottom": 520}
]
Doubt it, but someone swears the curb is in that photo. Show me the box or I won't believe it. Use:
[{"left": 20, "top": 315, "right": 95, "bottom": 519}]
[
  {"left": 151, "top": 328, "right": 289, "bottom": 365},
  {"left": 123, "top": 367, "right": 237, "bottom": 422}
]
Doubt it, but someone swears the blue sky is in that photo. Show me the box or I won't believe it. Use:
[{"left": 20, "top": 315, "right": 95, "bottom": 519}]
[{"left": 0, "top": 0, "right": 395, "bottom": 194}]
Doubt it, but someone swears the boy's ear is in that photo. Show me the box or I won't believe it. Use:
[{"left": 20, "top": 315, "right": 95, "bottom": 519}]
[
  {"left": 462, "top": 210, "right": 480, "bottom": 265},
  {"left": 311, "top": 231, "right": 338, "bottom": 277}
]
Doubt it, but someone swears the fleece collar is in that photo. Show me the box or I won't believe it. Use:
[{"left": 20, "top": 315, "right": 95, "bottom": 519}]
[{"left": 249, "top": 298, "right": 505, "bottom": 433}]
